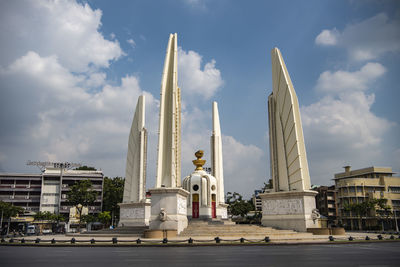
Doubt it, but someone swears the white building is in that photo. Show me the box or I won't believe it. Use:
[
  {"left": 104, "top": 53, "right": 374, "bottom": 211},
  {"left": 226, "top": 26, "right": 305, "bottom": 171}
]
[{"left": 0, "top": 166, "right": 104, "bottom": 217}]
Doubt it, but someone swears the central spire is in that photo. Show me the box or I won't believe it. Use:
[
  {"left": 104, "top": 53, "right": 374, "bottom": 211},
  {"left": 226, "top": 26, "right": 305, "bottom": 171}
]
[{"left": 156, "top": 33, "right": 182, "bottom": 188}]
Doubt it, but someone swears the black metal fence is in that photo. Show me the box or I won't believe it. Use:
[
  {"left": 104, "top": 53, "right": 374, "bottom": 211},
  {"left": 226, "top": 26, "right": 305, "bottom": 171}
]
[{"left": 1, "top": 235, "right": 400, "bottom": 245}]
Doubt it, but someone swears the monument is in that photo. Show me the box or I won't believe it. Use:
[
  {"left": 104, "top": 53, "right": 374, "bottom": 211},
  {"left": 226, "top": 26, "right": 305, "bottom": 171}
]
[
  {"left": 147, "top": 33, "right": 189, "bottom": 237},
  {"left": 182, "top": 102, "right": 227, "bottom": 221},
  {"left": 210, "top": 101, "right": 228, "bottom": 219},
  {"left": 183, "top": 149, "right": 227, "bottom": 220},
  {"left": 119, "top": 95, "right": 151, "bottom": 227},
  {"left": 260, "top": 48, "right": 319, "bottom": 232},
  {"left": 183, "top": 150, "right": 218, "bottom": 219}
]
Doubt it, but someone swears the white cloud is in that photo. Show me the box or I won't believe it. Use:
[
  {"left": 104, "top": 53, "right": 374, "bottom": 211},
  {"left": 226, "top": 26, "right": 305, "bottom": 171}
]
[
  {"left": 0, "top": 0, "right": 265, "bottom": 198},
  {"left": 178, "top": 47, "right": 223, "bottom": 99},
  {"left": 315, "top": 29, "right": 339, "bottom": 46},
  {"left": 393, "top": 149, "right": 400, "bottom": 169},
  {"left": 0, "top": 0, "right": 123, "bottom": 72},
  {"left": 222, "top": 136, "right": 266, "bottom": 195},
  {"left": 302, "top": 59, "right": 394, "bottom": 185},
  {"left": 315, "top": 62, "right": 386, "bottom": 93},
  {"left": 312, "top": 12, "right": 400, "bottom": 185},
  {"left": 84, "top": 72, "right": 106, "bottom": 88},
  {"left": 0, "top": 51, "right": 158, "bottom": 177},
  {"left": 181, "top": 0, "right": 207, "bottom": 9},
  {"left": 302, "top": 92, "right": 391, "bottom": 149},
  {"left": 127, "top": 39, "right": 136, "bottom": 48},
  {"left": 302, "top": 90, "right": 394, "bottom": 185},
  {"left": 315, "top": 13, "right": 400, "bottom": 61}
]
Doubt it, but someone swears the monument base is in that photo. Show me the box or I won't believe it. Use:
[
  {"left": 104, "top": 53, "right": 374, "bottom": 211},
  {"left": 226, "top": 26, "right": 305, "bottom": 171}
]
[
  {"left": 217, "top": 203, "right": 229, "bottom": 220},
  {"left": 260, "top": 190, "right": 319, "bottom": 232},
  {"left": 144, "top": 229, "right": 177, "bottom": 239},
  {"left": 118, "top": 202, "right": 151, "bottom": 227},
  {"left": 149, "top": 187, "right": 189, "bottom": 234},
  {"left": 186, "top": 203, "right": 228, "bottom": 220}
]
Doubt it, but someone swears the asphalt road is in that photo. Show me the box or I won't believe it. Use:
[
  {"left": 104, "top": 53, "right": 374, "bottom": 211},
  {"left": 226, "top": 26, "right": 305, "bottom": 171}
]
[{"left": 1, "top": 242, "right": 400, "bottom": 267}]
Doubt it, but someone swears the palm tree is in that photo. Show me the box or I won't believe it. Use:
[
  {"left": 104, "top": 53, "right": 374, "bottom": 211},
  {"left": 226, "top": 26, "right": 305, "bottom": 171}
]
[{"left": 0, "top": 201, "right": 24, "bottom": 235}]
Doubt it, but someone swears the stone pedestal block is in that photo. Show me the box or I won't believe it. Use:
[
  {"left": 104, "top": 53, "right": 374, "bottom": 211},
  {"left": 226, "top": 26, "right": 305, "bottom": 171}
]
[
  {"left": 217, "top": 203, "right": 228, "bottom": 220},
  {"left": 260, "top": 190, "right": 319, "bottom": 232},
  {"left": 148, "top": 187, "right": 189, "bottom": 234},
  {"left": 118, "top": 202, "right": 151, "bottom": 227}
]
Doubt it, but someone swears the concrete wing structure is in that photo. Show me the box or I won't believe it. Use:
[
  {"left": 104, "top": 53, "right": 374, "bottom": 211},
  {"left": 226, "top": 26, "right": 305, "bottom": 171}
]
[
  {"left": 211, "top": 101, "right": 225, "bottom": 204},
  {"left": 123, "top": 95, "right": 147, "bottom": 203},
  {"left": 268, "top": 47, "right": 311, "bottom": 192},
  {"left": 261, "top": 48, "right": 318, "bottom": 232},
  {"left": 156, "top": 33, "right": 182, "bottom": 188}
]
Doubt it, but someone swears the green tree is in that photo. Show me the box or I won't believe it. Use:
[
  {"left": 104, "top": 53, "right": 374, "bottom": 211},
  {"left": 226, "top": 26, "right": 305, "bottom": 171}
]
[
  {"left": 50, "top": 213, "right": 66, "bottom": 223},
  {"left": 33, "top": 211, "right": 66, "bottom": 233},
  {"left": 81, "top": 214, "right": 96, "bottom": 224},
  {"left": 66, "top": 179, "right": 97, "bottom": 231},
  {"left": 34, "top": 211, "right": 53, "bottom": 221},
  {"left": 0, "top": 201, "right": 24, "bottom": 235},
  {"left": 0, "top": 201, "right": 23, "bottom": 219},
  {"left": 98, "top": 211, "right": 111, "bottom": 227},
  {"left": 262, "top": 179, "right": 273, "bottom": 191},
  {"left": 226, "top": 192, "right": 254, "bottom": 218},
  {"left": 81, "top": 214, "right": 97, "bottom": 230},
  {"left": 344, "top": 201, "right": 370, "bottom": 230},
  {"left": 74, "top": 166, "right": 97, "bottom": 171},
  {"left": 102, "top": 177, "right": 124, "bottom": 226},
  {"left": 34, "top": 211, "right": 66, "bottom": 223},
  {"left": 373, "top": 198, "right": 392, "bottom": 230},
  {"left": 49, "top": 213, "right": 66, "bottom": 230},
  {"left": 344, "top": 198, "right": 391, "bottom": 230}
]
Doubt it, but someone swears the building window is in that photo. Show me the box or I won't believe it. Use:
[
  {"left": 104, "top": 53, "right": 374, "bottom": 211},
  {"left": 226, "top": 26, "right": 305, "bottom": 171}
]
[
  {"left": 389, "top": 187, "right": 400, "bottom": 193},
  {"left": 193, "top": 185, "right": 199, "bottom": 191}
]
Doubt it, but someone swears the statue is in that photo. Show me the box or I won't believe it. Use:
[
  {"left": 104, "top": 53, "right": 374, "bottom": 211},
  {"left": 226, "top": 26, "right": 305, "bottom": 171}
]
[
  {"left": 159, "top": 208, "right": 167, "bottom": 222},
  {"left": 311, "top": 208, "right": 320, "bottom": 223}
]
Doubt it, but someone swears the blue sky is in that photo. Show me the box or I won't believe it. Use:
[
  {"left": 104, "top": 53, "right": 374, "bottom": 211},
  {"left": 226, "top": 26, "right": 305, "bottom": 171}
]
[{"left": 0, "top": 0, "right": 399, "bottom": 197}]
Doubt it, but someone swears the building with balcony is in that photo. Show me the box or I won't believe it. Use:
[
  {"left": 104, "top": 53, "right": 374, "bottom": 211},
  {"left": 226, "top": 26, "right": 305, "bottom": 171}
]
[
  {"left": 0, "top": 173, "right": 42, "bottom": 214},
  {"left": 0, "top": 167, "right": 104, "bottom": 219},
  {"left": 252, "top": 190, "right": 263, "bottom": 211},
  {"left": 314, "top": 185, "right": 338, "bottom": 226},
  {"left": 334, "top": 166, "right": 400, "bottom": 231}
]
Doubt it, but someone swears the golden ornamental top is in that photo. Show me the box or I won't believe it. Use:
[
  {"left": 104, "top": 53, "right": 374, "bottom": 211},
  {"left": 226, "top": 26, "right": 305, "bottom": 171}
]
[{"left": 192, "top": 150, "right": 206, "bottom": 171}]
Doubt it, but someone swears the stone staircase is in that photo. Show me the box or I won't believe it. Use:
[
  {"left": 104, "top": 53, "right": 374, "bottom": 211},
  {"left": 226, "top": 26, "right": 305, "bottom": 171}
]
[
  {"left": 79, "top": 226, "right": 148, "bottom": 237},
  {"left": 179, "top": 220, "right": 318, "bottom": 240},
  {"left": 77, "top": 221, "right": 329, "bottom": 241}
]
